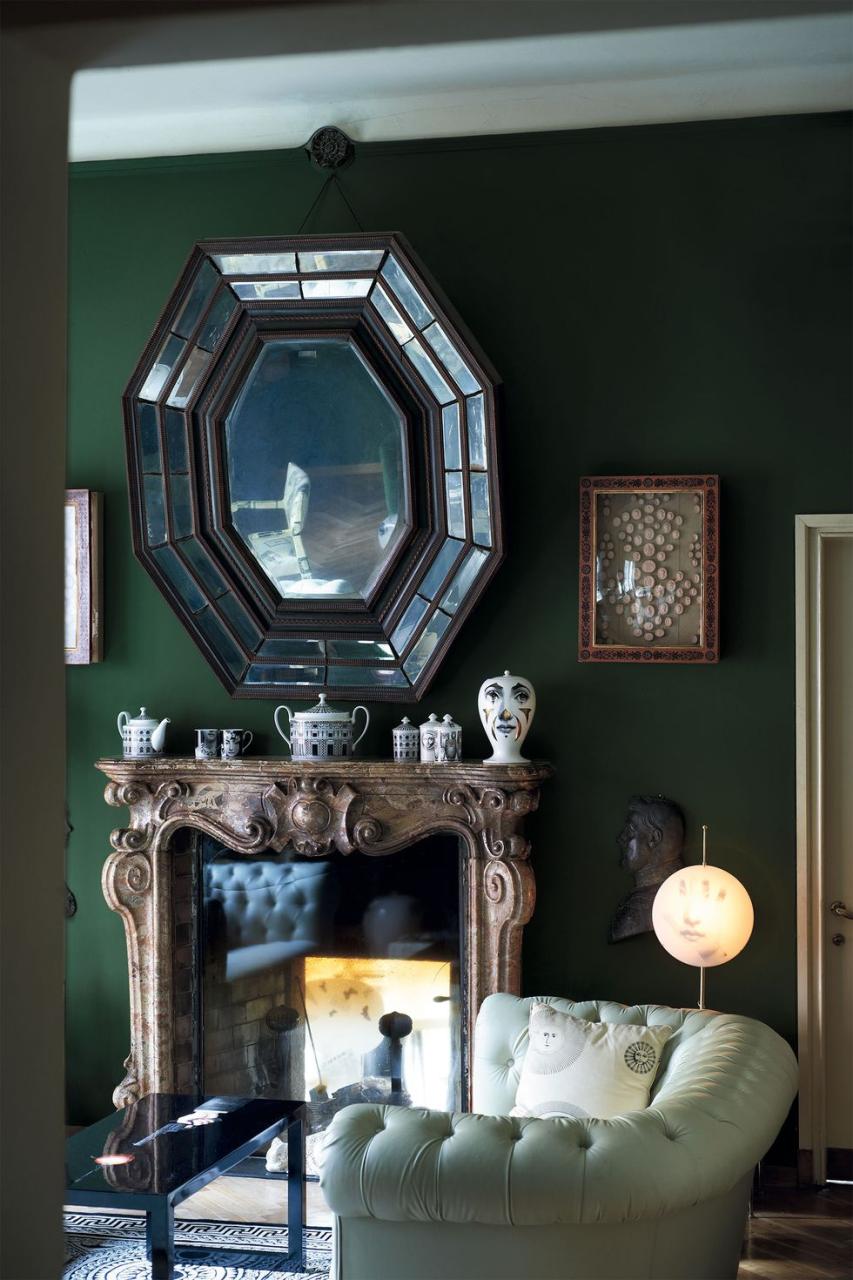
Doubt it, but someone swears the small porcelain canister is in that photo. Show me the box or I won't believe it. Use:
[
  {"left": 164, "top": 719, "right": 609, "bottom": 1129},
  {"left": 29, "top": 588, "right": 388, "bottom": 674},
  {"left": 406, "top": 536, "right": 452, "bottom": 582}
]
[
  {"left": 438, "top": 714, "right": 462, "bottom": 762},
  {"left": 419, "top": 713, "right": 441, "bottom": 763},
  {"left": 392, "top": 716, "right": 419, "bottom": 762}
]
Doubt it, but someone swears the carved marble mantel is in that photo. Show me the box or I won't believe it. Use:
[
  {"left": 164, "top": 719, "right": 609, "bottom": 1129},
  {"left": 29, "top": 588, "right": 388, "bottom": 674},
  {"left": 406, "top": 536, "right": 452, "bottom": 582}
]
[{"left": 97, "top": 756, "right": 553, "bottom": 1110}]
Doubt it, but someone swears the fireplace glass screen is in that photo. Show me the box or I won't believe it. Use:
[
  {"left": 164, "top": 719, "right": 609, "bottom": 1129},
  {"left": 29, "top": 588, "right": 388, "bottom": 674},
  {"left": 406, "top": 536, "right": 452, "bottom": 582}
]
[{"left": 196, "top": 834, "right": 462, "bottom": 1140}]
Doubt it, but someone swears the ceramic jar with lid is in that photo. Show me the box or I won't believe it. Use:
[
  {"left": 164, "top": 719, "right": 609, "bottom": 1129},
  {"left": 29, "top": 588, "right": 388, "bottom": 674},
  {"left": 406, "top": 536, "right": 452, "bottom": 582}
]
[
  {"left": 274, "top": 694, "right": 369, "bottom": 760},
  {"left": 438, "top": 713, "right": 462, "bottom": 762},
  {"left": 419, "top": 713, "right": 441, "bottom": 762},
  {"left": 419, "top": 712, "right": 462, "bottom": 762},
  {"left": 392, "top": 716, "right": 419, "bottom": 762},
  {"left": 477, "top": 670, "right": 536, "bottom": 764}
]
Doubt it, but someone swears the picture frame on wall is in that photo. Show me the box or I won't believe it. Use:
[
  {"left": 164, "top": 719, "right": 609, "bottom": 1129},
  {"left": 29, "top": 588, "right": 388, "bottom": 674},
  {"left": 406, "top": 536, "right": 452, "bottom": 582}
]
[
  {"left": 65, "top": 489, "right": 103, "bottom": 665},
  {"left": 579, "top": 475, "right": 719, "bottom": 663}
]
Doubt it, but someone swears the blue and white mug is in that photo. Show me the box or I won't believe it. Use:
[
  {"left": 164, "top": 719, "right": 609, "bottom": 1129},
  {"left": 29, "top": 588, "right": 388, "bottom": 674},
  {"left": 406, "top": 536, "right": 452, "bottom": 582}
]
[
  {"left": 194, "top": 728, "right": 220, "bottom": 760},
  {"left": 221, "top": 728, "right": 253, "bottom": 759}
]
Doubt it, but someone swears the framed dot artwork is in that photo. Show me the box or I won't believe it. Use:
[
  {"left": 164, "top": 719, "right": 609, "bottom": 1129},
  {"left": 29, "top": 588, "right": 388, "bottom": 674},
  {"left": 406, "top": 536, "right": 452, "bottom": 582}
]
[{"left": 578, "top": 475, "right": 719, "bottom": 664}]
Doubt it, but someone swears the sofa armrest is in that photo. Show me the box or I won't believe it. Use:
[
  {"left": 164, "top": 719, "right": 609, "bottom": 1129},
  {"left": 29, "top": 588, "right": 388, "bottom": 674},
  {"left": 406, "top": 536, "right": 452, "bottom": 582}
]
[{"left": 321, "top": 1019, "right": 797, "bottom": 1228}]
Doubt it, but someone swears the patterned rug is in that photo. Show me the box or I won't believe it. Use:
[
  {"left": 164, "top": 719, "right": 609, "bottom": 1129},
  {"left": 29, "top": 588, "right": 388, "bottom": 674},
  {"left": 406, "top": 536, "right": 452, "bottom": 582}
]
[{"left": 64, "top": 1212, "right": 332, "bottom": 1278}]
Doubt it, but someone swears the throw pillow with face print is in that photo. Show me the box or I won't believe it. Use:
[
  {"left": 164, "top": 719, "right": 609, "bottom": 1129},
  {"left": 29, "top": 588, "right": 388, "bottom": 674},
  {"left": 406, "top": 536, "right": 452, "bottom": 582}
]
[{"left": 512, "top": 1003, "right": 674, "bottom": 1121}]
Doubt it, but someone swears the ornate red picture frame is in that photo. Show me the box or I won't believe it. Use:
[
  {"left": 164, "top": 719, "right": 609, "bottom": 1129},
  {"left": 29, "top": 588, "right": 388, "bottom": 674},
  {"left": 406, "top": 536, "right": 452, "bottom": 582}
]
[{"left": 579, "top": 475, "right": 719, "bottom": 663}]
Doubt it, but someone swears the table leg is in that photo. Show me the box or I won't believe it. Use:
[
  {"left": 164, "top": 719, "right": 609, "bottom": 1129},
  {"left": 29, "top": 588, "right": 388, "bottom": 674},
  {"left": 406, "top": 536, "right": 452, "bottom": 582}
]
[
  {"left": 146, "top": 1200, "right": 175, "bottom": 1280},
  {"left": 287, "top": 1113, "right": 305, "bottom": 1269}
]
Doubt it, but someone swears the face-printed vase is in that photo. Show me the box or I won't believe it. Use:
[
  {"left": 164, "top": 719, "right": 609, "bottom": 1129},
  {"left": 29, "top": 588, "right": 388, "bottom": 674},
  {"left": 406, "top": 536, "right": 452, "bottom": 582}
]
[{"left": 478, "top": 670, "right": 536, "bottom": 764}]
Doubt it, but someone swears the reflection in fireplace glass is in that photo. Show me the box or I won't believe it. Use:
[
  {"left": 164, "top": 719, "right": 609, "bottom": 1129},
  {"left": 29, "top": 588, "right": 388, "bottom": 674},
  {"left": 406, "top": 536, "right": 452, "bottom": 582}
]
[{"left": 198, "top": 834, "right": 462, "bottom": 1146}]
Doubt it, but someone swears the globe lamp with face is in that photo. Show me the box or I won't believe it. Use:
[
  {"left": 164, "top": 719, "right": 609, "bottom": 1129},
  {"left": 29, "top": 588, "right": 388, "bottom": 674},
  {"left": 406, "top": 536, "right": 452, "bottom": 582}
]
[{"left": 652, "top": 825, "right": 754, "bottom": 1009}]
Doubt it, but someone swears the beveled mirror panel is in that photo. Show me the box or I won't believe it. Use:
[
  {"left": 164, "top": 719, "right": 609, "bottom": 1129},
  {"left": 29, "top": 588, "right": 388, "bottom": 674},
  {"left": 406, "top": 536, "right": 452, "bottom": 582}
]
[{"left": 123, "top": 234, "right": 503, "bottom": 699}]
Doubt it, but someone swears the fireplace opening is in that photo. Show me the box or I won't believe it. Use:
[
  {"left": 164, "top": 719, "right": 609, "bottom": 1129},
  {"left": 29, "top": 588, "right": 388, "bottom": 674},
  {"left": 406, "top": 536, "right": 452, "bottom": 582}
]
[{"left": 172, "top": 831, "right": 463, "bottom": 1169}]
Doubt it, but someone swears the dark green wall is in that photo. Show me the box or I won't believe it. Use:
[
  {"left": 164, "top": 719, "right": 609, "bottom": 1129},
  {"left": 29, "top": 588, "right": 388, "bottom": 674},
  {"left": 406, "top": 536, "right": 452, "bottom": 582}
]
[{"left": 67, "top": 115, "right": 852, "bottom": 1135}]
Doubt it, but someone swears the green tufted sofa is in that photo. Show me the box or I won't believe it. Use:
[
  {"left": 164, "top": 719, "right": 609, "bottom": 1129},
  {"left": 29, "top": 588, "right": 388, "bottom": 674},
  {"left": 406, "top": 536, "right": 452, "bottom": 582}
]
[{"left": 321, "top": 993, "right": 798, "bottom": 1280}]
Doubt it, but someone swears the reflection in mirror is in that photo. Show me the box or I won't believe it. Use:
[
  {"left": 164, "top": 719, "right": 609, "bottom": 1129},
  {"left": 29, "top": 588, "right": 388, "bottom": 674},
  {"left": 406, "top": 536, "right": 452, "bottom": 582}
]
[
  {"left": 166, "top": 347, "right": 211, "bottom": 409},
  {"left": 442, "top": 403, "right": 461, "bottom": 470},
  {"left": 245, "top": 663, "right": 325, "bottom": 685},
  {"left": 164, "top": 408, "right": 188, "bottom": 472},
  {"left": 182, "top": 538, "right": 228, "bottom": 598},
  {"left": 152, "top": 545, "right": 206, "bottom": 613},
  {"left": 174, "top": 260, "right": 218, "bottom": 339},
  {"left": 470, "top": 473, "right": 492, "bottom": 547},
  {"left": 231, "top": 281, "right": 300, "bottom": 301},
  {"left": 403, "top": 338, "right": 454, "bottom": 406},
  {"left": 213, "top": 252, "right": 297, "bottom": 274},
  {"left": 198, "top": 289, "right": 238, "bottom": 352},
  {"left": 370, "top": 283, "right": 413, "bottom": 344},
  {"left": 138, "top": 334, "right": 185, "bottom": 402},
  {"left": 195, "top": 606, "right": 246, "bottom": 678},
  {"left": 298, "top": 249, "right": 384, "bottom": 273},
  {"left": 143, "top": 475, "right": 166, "bottom": 545},
  {"left": 136, "top": 403, "right": 161, "bottom": 473},
  {"left": 218, "top": 591, "right": 263, "bottom": 651},
  {"left": 301, "top": 278, "right": 372, "bottom": 299},
  {"left": 466, "top": 394, "right": 487, "bottom": 469},
  {"left": 423, "top": 322, "right": 480, "bottom": 395},
  {"left": 445, "top": 472, "right": 466, "bottom": 538},
  {"left": 440, "top": 546, "right": 488, "bottom": 614},
  {"left": 326, "top": 666, "right": 409, "bottom": 687},
  {"left": 169, "top": 473, "right": 193, "bottom": 539},
  {"left": 420, "top": 538, "right": 464, "bottom": 600},
  {"left": 391, "top": 594, "right": 429, "bottom": 655},
  {"left": 403, "top": 608, "right": 452, "bottom": 681},
  {"left": 225, "top": 338, "right": 408, "bottom": 601},
  {"left": 381, "top": 256, "right": 433, "bottom": 329},
  {"left": 199, "top": 836, "right": 463, "bottom": 1153}
]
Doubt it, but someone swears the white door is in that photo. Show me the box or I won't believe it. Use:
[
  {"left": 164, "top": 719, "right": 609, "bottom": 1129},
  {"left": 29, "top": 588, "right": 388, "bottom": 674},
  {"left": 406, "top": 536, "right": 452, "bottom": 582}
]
[{"left": 796, "top": 515, "right": 853, "bottom": 1185}]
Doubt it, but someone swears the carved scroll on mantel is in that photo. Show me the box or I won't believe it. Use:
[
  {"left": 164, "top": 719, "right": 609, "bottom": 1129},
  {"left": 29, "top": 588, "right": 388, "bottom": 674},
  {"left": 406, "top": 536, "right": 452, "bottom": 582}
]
[{"left": 97, "top": 756, "right": 553, "bottom": 1110}]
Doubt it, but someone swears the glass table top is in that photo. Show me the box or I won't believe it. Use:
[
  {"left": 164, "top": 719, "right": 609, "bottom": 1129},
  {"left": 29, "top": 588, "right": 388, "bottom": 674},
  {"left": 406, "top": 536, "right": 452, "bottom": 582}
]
[{"left": 66, "top": 1093, "right": 303, "bottom": 1199}]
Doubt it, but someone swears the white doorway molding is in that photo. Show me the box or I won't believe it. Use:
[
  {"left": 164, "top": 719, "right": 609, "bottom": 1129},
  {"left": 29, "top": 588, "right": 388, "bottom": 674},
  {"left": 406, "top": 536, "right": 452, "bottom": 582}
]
[{"left": 795, "top": 513, "right": 853, "bottom": 1185}]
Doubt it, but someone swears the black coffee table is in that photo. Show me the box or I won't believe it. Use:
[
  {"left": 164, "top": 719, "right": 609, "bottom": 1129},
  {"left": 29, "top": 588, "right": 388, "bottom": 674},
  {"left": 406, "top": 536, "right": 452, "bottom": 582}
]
[{"left": 65, "top": 1093, "right": 305, "bottom": 1279}]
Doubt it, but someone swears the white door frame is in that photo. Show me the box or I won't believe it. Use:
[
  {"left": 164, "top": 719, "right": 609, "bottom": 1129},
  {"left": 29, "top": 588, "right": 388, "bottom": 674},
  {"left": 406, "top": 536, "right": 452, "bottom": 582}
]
[{"left": 795, "top": 513, "right": 853, "bottom": 1185}]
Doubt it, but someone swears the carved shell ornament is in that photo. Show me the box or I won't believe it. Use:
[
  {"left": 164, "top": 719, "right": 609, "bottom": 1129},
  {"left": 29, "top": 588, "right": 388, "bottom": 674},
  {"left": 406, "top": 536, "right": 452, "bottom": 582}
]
[{"left": 478, "top": 671, "right": 536, "bottom": 765}]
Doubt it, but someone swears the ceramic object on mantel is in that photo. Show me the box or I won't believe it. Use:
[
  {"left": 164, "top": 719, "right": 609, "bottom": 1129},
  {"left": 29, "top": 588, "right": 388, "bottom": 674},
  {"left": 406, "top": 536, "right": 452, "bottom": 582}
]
[
  {"left": 392, "top": 717, "right": 419, "bottom": 762},
  {"left": 274, "top": 693, "right": 369, "bottom": 760},
  {"left": 477, "top": 671, "right": 536, "bottom": 765},
  {"left": 117, "top": 707, "right": 170, "bottom": 759}
]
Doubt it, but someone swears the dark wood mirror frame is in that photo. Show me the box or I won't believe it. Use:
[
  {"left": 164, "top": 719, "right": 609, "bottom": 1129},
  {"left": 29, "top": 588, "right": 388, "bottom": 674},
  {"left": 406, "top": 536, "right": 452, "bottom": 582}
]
[{"left": 123, "top": 233, "right": 504, "bottom": 700}]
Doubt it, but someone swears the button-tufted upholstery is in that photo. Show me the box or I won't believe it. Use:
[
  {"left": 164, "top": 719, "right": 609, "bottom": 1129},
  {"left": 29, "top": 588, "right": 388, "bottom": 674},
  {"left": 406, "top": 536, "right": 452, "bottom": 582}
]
[
  {"left": 321, "top": 993, "right": 798, "bottom": 1280},
  {"left": 204, "top": 858, "right": 334, "bottom": 981}
]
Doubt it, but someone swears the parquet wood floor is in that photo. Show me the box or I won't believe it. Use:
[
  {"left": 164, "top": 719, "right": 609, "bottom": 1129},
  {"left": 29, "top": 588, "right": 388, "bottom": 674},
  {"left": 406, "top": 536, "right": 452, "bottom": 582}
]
[
  {"left": 741, "top": 1181, "right": 852, "bottom": 1280},
  {"left": 66, "top": 1174, "right": 853, "bottom": 1278}
]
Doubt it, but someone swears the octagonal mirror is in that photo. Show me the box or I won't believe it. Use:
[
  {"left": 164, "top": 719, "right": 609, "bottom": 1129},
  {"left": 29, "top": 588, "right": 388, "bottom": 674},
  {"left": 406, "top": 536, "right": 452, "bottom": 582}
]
[{"left": 123, "top": 234, "right": 503, "bottom": 699}]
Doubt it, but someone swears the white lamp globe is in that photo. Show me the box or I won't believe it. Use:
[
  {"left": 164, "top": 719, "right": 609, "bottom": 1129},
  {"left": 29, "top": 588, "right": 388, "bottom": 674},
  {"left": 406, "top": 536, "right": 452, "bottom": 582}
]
[{"left": 652, "top": 863, "right": 754, "bottom": 969}]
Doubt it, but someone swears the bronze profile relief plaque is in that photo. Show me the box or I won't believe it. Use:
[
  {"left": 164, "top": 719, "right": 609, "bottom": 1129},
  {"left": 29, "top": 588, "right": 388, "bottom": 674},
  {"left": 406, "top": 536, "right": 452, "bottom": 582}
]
[{"left": 579, "top": 475, "right": 719, "bottom": 663}]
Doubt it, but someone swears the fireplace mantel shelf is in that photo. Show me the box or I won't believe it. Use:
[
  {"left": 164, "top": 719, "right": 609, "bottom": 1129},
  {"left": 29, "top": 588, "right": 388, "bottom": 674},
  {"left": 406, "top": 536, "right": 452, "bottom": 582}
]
[
  {"left": 96, "top": 754, "right": 553, "bottom": 1110},
  {"left": 98, "top": 755, "right": 552, "bottom": 779}
]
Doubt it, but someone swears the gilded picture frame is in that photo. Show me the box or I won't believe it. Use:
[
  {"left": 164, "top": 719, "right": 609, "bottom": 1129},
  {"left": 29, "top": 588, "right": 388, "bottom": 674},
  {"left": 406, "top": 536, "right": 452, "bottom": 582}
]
[{"left": 65, "top": 489, "right": 103, "bottom": 664}]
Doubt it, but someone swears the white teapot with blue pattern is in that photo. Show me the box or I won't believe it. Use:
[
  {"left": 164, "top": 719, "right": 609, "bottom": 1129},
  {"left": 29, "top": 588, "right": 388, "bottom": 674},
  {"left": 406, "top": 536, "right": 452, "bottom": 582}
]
[{"left": 117, "top": 706, "right": 171, "bottom": 759}]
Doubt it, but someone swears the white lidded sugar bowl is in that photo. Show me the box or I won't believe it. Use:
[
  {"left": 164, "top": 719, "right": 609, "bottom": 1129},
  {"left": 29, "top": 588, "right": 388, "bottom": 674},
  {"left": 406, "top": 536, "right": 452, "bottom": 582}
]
[
  {"left": 117, "top": 707, "right": 171, "bottom": 759},
  {"left": 392, "top": 716, "right": 419, "bottom": 762},
  {"left": 274, "top": 694, "right": 369, "bottom": 760}
]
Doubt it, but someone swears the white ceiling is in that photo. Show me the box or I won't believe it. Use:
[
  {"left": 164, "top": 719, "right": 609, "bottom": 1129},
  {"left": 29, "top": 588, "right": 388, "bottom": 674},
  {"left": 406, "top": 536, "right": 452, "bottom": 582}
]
[{"left": 69, "top": 7, "right": 853, "bottom": 161}]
